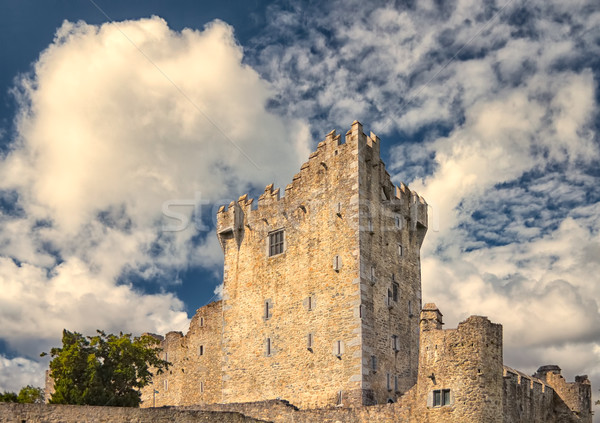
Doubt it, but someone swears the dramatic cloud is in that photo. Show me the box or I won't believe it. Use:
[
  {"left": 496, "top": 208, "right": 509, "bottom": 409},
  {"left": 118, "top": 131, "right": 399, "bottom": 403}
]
[
  {"left": 0, "top": 16, "right": 310, "bottom": 391},
  {"left": 251, "top": 0, "right": 600, "bottom": 407}
]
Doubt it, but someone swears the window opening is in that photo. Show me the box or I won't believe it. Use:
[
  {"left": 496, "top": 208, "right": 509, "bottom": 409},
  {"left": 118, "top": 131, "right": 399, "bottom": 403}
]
[
  {"left": 269, "top": 230, "right": 284, "bottom": 256},
  {"left": 395, "top": 215, "right": 402, "bottom": 228},
  {"left": 433, "top": 389, "right": 451, "bottom": 406},
  {"left": 392, "top": 335, "right": 399, "bottom": 352},
  {"left": 333, "top": 255, "right": 342, "bottom": 271},
  {"left": 336, "top": 340, "right": 342, "bottom": 357}
]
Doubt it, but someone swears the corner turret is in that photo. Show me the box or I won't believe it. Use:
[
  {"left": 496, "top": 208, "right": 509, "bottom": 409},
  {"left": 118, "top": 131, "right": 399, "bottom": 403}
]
[{"left": 420, "top": 303, "right": 443, "bottom": 331}]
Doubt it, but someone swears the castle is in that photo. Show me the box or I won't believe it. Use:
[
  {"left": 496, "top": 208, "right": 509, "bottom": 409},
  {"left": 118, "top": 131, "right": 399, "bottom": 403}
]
[{"left": 134, "top": 121, "right": 590, "bottom": 421}]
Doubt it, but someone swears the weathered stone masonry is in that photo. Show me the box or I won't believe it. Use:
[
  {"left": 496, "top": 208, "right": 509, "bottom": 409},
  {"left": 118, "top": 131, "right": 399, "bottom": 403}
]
[{"left": 141, "top": 300, "right": 222, "bottom": 407}]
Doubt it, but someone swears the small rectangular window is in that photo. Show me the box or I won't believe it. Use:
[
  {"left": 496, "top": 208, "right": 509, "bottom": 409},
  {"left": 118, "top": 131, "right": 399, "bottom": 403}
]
[
  {"left": 307, "top": 333, "right": 313, "bottom": 350},
  {"left": 443, "top": 389, "right": 450, "bottom": 405},
  {"left": 371, "top": 355, "right": 377, "bottom": 372},
  {"left": 395, "top": 215, "right": 402, "bottom": 228},
  {"left": 368, "top": 218, "right": 373, "bottom": 232},
  {"left": 333, "top": 255, "right": 342, "bottom": 271},
  {"left": 264, "top": 300, "right": 272, "bottom": 320},
  {"left": 433, "top": 389, "right": 451, "bottom": 406},
  {"left": 200, "top": 381, "right": 204, "bottom": 393},
  {"left": 269, "top": 229, "right": 284, "bottom": 256},
  {"left": 308, "top": 296, "right": 313, "bottom": 311},
  {"left": 199, "top": 345, "right": 204, "bottom": 356},
  {"left": 387, "top": 289, "right": 393, "bottom": 308},
  {"left": 199, "top": 317, "right": 204, "bottom": 327},
  {"left": 394, "top": 375, "right": 399, "bottom": 392},
  {"left": 164, "top": 379, "right": 168, "bottom": 391},
  {"left": 392, "top": 283, "right": 399, "bottom": 302},
  {"left": 336, "top": 340, "right": 342, "bottom": 356},
  {"left": 391, "top": 335, "right": 399, "bottom": 352},
  {"left": 370, "top": 266, "right": 376, "bottom": 282},
  {"left": 387, "top": 373, "right": 392, "bottom": 391},
  {"left": 408, "top": 300, "right": 413, "bottom": 317},
  {"left": 398, "top": 244, "right": 403, "bottom": 256},
  {"left": 266, "top": 338, "right": 272, "bottom": 356},
  {"left": 433, "top": 390, "right": 441, "bottom": 406}
]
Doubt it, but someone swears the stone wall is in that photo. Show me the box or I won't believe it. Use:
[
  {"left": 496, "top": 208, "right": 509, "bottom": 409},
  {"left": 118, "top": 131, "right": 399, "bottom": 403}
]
[
  {"left": 44, "top": 369, "right": 54, "bottom": 402},
  {"left": 410, "top": 307, "right": 504, "bottom": 422},
  {"left": 533, "top": 365, "right": 592, "bottom": 423},
  {"left": 140, "top": 300, "right": 223, "bottom": 407},
  {"left": 502, "top": 366, "right": 555, "bottom": 423},
  {"left": 192, "top": 399, "right": 411, "bottom": 423},
  {"left": 0, "top": 403, "right": 267, "bottom": 423},
  {"left": 357, "top": 121, "right": 427, "bottom": 405}
]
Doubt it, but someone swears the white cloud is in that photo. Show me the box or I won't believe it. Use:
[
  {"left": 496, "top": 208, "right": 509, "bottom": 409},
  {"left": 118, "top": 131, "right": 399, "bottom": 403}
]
[
  {"left": 0, "top": 355, "right": 46, "bottom": 392},
  {"left": 0, "top": 17, "right": 310, "bottom": 365}
]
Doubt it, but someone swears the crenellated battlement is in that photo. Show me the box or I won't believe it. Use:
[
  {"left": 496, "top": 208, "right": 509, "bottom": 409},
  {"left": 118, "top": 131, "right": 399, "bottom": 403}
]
[
  {"left": 216, "top": 121, "right": 428, "bottom": 253},
  {"left": 533, "top": 365, "right": 592, "bottom": 420},
  {"left": 504, "top": 366, "right": 551, "bottom": 393}
]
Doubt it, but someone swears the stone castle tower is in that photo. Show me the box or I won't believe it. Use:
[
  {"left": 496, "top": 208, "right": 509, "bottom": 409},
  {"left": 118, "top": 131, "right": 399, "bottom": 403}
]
[
  {"left": 216, "top": 120, "right": 427, "bottom": 407},
  {"left": 134, "top": 122, "right": 591, "bottom": 423}
]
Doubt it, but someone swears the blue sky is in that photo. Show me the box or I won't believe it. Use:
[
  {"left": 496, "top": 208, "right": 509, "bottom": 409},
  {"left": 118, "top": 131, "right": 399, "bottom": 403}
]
[{"left": 0, "top": 0, "right": 599, "bottom": 411}]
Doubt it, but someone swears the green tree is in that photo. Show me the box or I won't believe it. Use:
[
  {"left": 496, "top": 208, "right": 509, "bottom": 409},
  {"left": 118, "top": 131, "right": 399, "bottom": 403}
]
[
  {"left": 17, "top": 385, "right": 44, "bottom": 403},
  {"left": 43, "top": 329, "right": 169, "bottom": 407},
  {"left": 0, "top": 391, "right": 17, "bottom": 402}
]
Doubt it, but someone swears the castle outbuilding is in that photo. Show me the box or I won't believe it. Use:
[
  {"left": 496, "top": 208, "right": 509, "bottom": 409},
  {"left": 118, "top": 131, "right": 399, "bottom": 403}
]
[{"left": 137, "top": 122, "right": 591, "bottom": 422}]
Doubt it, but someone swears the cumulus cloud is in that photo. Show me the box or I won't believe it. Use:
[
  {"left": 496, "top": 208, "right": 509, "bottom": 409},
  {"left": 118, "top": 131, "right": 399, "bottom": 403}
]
[
  {"left": 0, "top": 15, "right": 310, "bottom": 385},
  {"left": 0, "top": 356, "right": 46, "bottom": 393},
  {"left": 253, "top": 0, "right": 600, "bottom": 408}
]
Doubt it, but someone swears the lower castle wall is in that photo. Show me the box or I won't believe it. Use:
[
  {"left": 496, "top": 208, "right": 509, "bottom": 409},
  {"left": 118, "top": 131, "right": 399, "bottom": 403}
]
[
  {"left": 541, "top": 370, "right": 593, "bottom": 422},
  {"left": 0, "top": 403, "right": 266, "bottom": 423},
  {"left": 502, "top": 367, "right": 555, "bottom": 423},
  {"left": 140, "top": 301, "right": 223, "bottom": 407},
  {"left": 188, "top": 399, "right": 412, "bottom": 423}
]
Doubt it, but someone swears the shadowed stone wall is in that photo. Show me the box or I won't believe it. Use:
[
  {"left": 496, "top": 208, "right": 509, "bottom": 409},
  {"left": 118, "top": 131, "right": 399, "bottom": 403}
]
[{"left": 0, "top": 403, "right": 268, "bottom": 423}]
